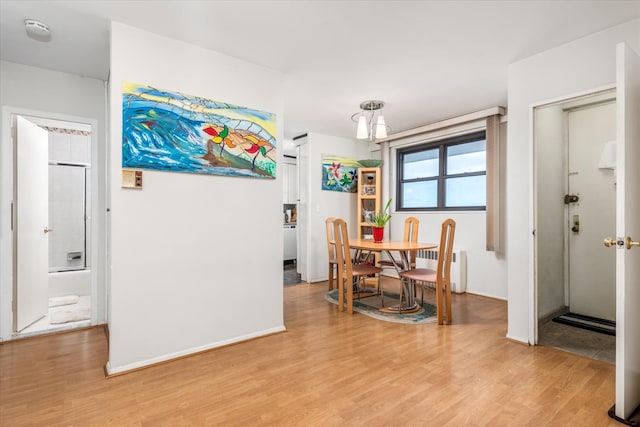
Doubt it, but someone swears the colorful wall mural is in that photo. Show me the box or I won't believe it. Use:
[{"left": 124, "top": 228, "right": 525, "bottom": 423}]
[
  {"left": 321, "top": 154, "right": 359, "bottom": 193},
  {"left": 122, "top": 82, "right": 277, "bottom": 178}
]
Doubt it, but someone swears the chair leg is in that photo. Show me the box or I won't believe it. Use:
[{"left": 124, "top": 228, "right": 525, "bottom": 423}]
[
  {"left": 337, "top": 272, "right": 344, "bottom": 312},
  {"left": 435, "top": 281, "right": 444, "bottom": 325},
  {"left": 328, "top": 265, "right": 333, "bottom": 291},
  {"left": 347, "top": 277, "right": 354, "bottom": 314},
  {"left": 379, "top": 273, "right": 384, "bottom": 306},
  {"left": 444, "top": 281, "right": 452, "bottom": 324}
]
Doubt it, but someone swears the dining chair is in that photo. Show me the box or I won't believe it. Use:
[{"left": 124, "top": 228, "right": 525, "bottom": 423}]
[
  {"left": 325, "top": 217, "right": 339, "bottom": 291},
  {"left": 333, "top": 218, "right": 383, "bottom": 314},
  {"left": 399, "top": 218, "right": 456, "bottom": 325},
  {"left": 378, "top": 216, "right": 419, "bottom": 301}
]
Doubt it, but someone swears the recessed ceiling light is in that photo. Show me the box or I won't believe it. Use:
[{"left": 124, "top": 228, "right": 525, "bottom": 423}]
[{"left": 24, "top": 19, "right": 51, "bottom": 41}]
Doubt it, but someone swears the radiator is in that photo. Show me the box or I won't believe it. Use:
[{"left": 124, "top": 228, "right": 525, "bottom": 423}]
[{"left": 415, "top": 249, "right": 467, "bottom": 293}]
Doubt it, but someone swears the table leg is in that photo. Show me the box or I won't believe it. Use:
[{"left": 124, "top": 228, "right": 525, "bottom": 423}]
[{"left": 379, "top": 250, "right": 421, "bottom": 313}]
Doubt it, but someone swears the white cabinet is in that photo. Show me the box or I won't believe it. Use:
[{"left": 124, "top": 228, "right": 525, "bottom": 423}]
[
  {"left": 283, "top": 225, "right": 297, "bottom": 261},
  {"left": 282, "top": 158, "right": 297, "bottom": 204}
]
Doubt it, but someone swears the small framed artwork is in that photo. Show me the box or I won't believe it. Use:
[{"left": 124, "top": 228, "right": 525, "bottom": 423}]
[
  {"left": 363, "top": 184, "right": 376, "bottom": 195},
  {"left": 321, "top": 154, "right": 359, "bottom": 193}
]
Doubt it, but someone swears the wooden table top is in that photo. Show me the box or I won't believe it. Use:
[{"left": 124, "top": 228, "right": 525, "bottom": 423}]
[{"left": 348, "top": 238, "right": 437, "bottom": 251}]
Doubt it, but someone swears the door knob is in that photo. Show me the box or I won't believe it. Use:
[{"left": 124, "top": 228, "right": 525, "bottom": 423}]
[
  {"left": 604, "top": 237, "right": 616, "bottom": 247},
  {"left": 626, "top": 237, "right": 640, "bottom": 250},
  {"left": 43, "top": 226, "right": 53, "bottom": 234}
]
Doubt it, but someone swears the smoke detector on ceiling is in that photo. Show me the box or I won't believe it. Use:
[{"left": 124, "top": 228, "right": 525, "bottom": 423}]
[{"left": 24, "top": 19, "right": 51, "bottom": 40}]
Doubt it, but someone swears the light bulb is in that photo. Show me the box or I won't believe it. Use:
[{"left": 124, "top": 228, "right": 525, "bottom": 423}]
[
  {"left": 375, "top": 115, "right": 387, "bottom": 139},
  {"left": 356, "top": 116, "right": 368, "bottom": 139}
]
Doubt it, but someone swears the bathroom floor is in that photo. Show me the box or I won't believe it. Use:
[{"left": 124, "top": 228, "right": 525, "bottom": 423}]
[{"left": 19, "top": 295, "right": 91, "bottom": 337}]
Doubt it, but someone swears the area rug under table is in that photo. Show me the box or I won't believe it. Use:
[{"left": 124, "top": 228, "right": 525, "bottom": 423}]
[{"left": 325, "top": 289, "right": 437, "bottom": 324}]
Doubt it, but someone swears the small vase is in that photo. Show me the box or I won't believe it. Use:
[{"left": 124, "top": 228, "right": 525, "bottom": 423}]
[{"left": 372, "top": 226, "right": 384, "bottom": 242}]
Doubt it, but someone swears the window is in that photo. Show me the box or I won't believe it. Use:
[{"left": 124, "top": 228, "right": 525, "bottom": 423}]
[{"left": 397, "top": 131, "right": 486, "bottom": 210}]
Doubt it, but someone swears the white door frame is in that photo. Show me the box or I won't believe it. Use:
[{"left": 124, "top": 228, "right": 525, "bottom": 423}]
[
  {"left": 530, "top": 84, "right": 616, "bottom": 345},
  {"left": 0, "top": 106, "right": 104, "bottom": 341}
]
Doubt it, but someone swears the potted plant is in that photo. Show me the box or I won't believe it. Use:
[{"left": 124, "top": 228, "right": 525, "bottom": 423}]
[{"left": 370, "top": 198, "right": 392, "bottom": 242}]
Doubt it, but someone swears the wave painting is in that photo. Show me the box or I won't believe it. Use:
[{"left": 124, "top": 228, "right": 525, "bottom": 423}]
[{"left": 122, "top": 82, "right": 277, "bottom": 178}]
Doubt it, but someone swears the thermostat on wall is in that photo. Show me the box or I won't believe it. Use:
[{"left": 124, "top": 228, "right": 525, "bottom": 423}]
[{"left": 122, "top": 169, "right": 143, "bottom": 189}]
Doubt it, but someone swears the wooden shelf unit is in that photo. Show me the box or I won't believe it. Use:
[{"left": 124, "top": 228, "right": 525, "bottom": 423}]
[{"left": 357, "top": 167, "right": 381, "bottom": 240}]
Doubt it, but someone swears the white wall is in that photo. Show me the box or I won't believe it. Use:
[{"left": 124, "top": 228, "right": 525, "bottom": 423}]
[
  {"left": 107, "top": 23, "right": 285, "bottom": 373},
  {"left": 297, "top": 132, "right": 370, "bottom": 283},
  {"left": 0, "top": 61, "right": 106, "bottom": 340},
  {"left": 534, "top": 105, "right": 566, "bottom": 319},
  {"left": 506, "top": 19, "right": 640, "bottom": 343}
]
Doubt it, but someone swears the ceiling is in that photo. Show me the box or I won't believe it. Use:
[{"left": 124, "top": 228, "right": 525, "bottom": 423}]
[{"left": 1, "top": 1, "right": 639, "bottom": 152}]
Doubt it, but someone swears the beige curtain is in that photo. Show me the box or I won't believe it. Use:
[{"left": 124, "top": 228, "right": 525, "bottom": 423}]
[{"left": 485, "top": 115, "right": 500, "bottom": 252}]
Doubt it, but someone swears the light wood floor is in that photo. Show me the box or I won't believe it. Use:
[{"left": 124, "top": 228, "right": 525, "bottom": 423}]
[{"left": 0, "top": 278, "right": 619, "bottom": 426}]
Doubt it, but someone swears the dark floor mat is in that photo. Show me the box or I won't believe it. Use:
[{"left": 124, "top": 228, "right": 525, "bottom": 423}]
[
  {"left": 609, "top": 403, "right": 640, "bottom": 426},
  {"left": 552, "top": 312, "right": 615, "bottom": 336}
]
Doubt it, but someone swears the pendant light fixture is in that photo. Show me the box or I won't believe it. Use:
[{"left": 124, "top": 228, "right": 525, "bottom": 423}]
[{"left": 351, "top": 100, "right": 389, "bottom": 141}]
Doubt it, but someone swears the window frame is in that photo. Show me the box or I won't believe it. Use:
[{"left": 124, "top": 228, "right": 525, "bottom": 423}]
[{"left": 396, "top": 131, "right": 487, "bottom": 211}]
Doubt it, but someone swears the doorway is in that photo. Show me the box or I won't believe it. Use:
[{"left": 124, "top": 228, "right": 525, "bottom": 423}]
[
  {"left": 10, "top": 113, "right": 99, "bottom": 339},
  {"left": 534, "top": 88, "right": 616, "bottom": 362}
]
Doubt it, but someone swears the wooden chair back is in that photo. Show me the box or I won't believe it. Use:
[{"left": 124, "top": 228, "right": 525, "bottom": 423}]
[
  {"left": 325, "top": 217, "right": 337, "bottom": 260},
  {"left": 437, "top": 218, "right": 456, "bottom": 323},
  {"left": 333, "top": 218, "right": 353, "bottom": 311},
  {"left": 333, "top": 218, "right": 353, "bottom": 280},
  {"left": 437, "top": 218, "right": 456, "bottom": 284},
  {"left": 325, "top": 217, "right": 337, "bottom": 290},
  {"left": 404, "top": 217, "right": 419, "bottom": 267}
]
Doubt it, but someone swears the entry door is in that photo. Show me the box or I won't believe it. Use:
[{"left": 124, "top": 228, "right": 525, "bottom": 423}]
[
  {"left": 14, "top": 116, "right": 50, "bottom": 331},
  {"left": 614, "top": 43, "right": 640, "bottom": 421},
  {"left": 567, "top": 102, "right": 616, "bottom": 320}
]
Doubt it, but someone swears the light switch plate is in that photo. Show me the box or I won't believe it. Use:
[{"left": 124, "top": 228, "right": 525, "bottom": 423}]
[{"left": 122, "top": 169, "right": 143, "bottom": 189}]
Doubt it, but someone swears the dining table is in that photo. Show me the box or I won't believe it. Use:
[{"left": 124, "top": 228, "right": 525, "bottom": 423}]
[{"left": 349, "top": 238, "right": 437, "bottom": 313}]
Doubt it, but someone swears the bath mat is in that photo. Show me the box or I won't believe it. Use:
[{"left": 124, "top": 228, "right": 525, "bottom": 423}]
[
  {"left": 49, "top": 295, "right": 91, "bottom": 324},
  {"left": 50, "top": 307, "right": 91, "bottom": 324},
  {"left": 324, "top": 289, "right": 437, "bottom": 324},
  {"left": 48, "top": 295, "right": 79, "bottom": 307}
]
